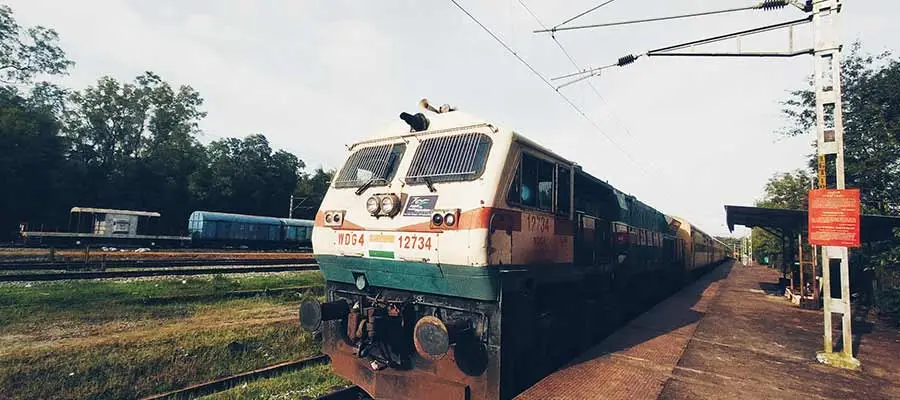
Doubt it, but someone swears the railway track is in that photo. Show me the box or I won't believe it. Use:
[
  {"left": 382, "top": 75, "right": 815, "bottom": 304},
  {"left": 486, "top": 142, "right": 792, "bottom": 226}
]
[
  {"left": 142, "top": 285, "right": 323, "bottom": 304},
  {"left": 317, "top": 385, "right": 369, "bottom": 400},
  {"left": 0, "top": 257, "right": 314, "bottom": 271},
  {"left": 0, "top": 263, "right": 319, "bottom": 282},
  {"left": 141, "top": 355, "right": 369, "bottom": 400},
  {"left": 140, "top": 355, "right": 330, "bottom": 400}
]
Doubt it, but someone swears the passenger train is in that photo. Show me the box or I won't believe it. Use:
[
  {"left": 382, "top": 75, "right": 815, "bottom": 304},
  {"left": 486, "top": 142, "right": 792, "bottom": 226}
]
[{"left": 299, "top": 100, "right": 729, "bottom": 400}]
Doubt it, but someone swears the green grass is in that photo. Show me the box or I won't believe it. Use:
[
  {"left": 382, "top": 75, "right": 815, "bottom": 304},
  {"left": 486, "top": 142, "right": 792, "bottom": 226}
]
[
  {"left": 0, "top": 272, "right": 331, "bottom": 400},
  {"left": 197, "top": 364, "right": 351, "bottom": 400},
  {"left": 0, "top": 317, "right": 321, "bottom": 399},
  {"left": 0, "top": 272, "right": 324, "bottom": 327}
]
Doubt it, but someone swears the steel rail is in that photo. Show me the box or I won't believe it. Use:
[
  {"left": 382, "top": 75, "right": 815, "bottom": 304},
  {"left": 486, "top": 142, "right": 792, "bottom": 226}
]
[
  {"left": 0, "top": 258, "right": 316, "bottom": 271},
  {"left": 0, "top": 264, "right": 319, "bottom": 282},
  {"left": 141, "top": 285, "right": 323, "bottom": 304},
  {"left": 140, "top": 355, "right": 330, "bottom": 400},
  {"left": 316, "top": 385, "right": 370, "bottom": 400}
]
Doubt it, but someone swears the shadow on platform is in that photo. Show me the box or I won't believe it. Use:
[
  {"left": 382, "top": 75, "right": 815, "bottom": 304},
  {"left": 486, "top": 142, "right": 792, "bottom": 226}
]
[{"left": 565, "top": 262, "right": 733, "bottom": 368}]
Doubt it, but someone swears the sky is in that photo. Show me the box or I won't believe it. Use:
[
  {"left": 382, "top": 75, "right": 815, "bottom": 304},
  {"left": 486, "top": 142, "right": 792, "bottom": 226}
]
[{"left": 7, "top": 0, "right": 899, "bottom": 237}]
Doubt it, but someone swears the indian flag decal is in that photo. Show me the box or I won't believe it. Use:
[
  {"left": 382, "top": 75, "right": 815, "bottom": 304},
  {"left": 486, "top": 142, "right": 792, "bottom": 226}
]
[{"left": 367, "top": 233, "right": 396, "bottom": 259}]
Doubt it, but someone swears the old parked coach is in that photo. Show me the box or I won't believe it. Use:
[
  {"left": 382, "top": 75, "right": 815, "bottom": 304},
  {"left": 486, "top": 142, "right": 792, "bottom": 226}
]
[{"left": 299, "top": 100, "right": 728, "bottom": 400}]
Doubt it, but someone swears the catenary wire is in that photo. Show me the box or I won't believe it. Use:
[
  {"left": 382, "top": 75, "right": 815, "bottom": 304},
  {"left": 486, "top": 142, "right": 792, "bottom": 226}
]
[{"left": 448, "top": 0, "right": 650, "bottom": 175}]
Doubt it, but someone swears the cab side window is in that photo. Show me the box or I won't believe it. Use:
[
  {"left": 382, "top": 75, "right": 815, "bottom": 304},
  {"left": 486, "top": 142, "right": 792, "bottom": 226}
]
[
  {"left": 508, "top": 152, "right": 556, "bottom": 212},
  {"left": 521, "top": 154, "right": 540, "bottom": 208}
]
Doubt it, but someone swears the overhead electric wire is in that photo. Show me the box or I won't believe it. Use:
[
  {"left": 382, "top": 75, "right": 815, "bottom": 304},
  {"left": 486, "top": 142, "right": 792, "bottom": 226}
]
[
  {"left": 551, "top": 15, "right": 812, "bottom": 81},
  {"left": 448, "top": 0, "right": 649, "bottom": 175},
  {"left": 534, "top": 0, "right": 791, "bottom": 34},
  {"left": 554, "top": 0, "right": 619, "bottom": 29},
  {"left": 517, "top": 0, "right": 657, "bottom": 172}
]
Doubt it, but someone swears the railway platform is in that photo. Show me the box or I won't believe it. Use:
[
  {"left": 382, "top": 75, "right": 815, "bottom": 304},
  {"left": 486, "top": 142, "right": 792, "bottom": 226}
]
[{"left": 515, "top": 261, "right": 900, "bottom": 400}]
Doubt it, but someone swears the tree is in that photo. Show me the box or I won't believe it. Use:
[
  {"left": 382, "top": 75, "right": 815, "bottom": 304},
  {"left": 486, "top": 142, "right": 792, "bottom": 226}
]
[
  {"left": 750, "top": 170, "right": 813, "bottom": 268},
  {"left": 193, "top": 134, "right": 303, "bottom": 218},
  {"left": 292, "top": 168, "right": 335, "bottom": 219},
  {"left": 714, "top": 236, "right": 740, "bottom": 256},
  {"left": 0, "top": 87, "right": 66, "bottom": 239},
  {"left": 0, "top": 5, "right": 73, "bottom": 85},
  {"left": 781, "top": 42, "right": 900, "bottom": 215},
  {"left": 62, "top": 72, "right": 207, "bottom": 232},
  {"left": 0, "top": 5, "right": 73, "bottom": 239},
  {"left": 755, "top": 170, "right": 813, "bottom": 211}
]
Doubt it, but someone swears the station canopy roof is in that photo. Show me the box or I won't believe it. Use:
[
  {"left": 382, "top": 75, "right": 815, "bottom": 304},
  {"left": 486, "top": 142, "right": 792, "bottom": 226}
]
[{"left": 724, "top": 205, "right": 900, "bottom": 243}]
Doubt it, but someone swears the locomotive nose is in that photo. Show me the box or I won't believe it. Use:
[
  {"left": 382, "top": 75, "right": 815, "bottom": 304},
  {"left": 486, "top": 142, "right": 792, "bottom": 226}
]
[{"left": 299, "top": 298, "right": 350, "bottom": 331}]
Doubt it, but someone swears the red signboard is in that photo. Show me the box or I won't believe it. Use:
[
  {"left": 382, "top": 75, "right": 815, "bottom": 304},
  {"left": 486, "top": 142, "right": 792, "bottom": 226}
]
[{"left": 808, "top": 189, "right": 861, "bottom": 247}]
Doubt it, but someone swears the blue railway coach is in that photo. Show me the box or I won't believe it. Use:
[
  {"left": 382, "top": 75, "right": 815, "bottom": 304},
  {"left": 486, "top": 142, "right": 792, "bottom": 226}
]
[{"left": 188, "top": 211, "right": 313, "bottom": 249}]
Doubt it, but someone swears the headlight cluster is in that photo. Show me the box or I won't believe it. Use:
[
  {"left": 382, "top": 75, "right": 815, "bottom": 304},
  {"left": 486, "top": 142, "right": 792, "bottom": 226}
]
[
  {"left": 366, "top": 194, "right": 401, "bottom": 217},
  {"left": 430, "top": 209, "right": 460, "bottom": 229},
  {"left": 323, "top": 210, "right": 345, "bottom": 227}
]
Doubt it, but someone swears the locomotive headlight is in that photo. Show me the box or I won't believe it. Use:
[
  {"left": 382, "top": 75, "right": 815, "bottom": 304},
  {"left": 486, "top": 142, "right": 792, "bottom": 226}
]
[
  {"left": 444, "top": 213, "right": 456, "bottom": 227},
  {"left": 431, "top": 213, "right": 444, "bottom": 226},
  {"left": 380, "top": 194, "right": 400, "bottom": 217},
  {"left": 323, "top": 210, "right": 345, "bottom": 227},
  {"left": 366, "top": 196, "right": 380, "bottom": 215}
]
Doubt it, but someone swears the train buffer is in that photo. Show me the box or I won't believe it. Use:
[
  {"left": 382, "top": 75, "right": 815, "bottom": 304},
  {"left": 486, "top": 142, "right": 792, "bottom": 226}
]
[{"left": 515, "top": 261, "right": 900, "bottom": 400}]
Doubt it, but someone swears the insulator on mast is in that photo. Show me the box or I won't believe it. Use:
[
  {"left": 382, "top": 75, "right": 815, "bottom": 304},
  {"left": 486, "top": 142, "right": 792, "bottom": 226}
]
[
  {"left": 617, "top": 54, "right": 637, "bottom": 66},
  {"left": 759, "top": 0, "right": 789, "bottom": 10}
]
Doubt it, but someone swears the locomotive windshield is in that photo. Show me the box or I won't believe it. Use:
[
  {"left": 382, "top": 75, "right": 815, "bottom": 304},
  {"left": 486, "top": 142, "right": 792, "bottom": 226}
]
[
  {"left": 405, "top": 132, "right": 492, "bottom": 184},
  {"left": 334, "top": 143, "right": 406, "bottom": 188}
]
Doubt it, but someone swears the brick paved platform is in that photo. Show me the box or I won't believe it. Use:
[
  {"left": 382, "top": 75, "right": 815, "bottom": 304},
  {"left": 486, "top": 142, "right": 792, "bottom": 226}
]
[{"left": 515, "top": 261, "right": 900, "bottom": 400}]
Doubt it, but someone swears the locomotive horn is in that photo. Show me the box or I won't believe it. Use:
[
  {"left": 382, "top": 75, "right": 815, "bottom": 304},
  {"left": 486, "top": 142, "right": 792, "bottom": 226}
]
[
  {"left": 299, "top": 298, "right": 350, "bottom": 331},
  {"left": 413, "top": 316, "right": 472, "bottom": 360},
  {"left": 419, "top": 98, "right": 439, "bottom": 113},
  {"left": 420, "top": 98, "right": 457, "bottom": 114}
]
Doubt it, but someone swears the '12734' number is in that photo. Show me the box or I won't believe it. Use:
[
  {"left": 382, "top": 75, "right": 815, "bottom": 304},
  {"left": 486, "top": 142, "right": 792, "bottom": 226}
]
[{"left": 398, "top": 235, "right": 432, "bottom": 250}]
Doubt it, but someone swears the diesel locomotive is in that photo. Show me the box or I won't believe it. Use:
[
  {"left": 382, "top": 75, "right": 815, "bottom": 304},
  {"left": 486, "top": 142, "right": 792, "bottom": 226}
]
[{"left": 299, "top": 100, "right": 728, "bottom": 400}]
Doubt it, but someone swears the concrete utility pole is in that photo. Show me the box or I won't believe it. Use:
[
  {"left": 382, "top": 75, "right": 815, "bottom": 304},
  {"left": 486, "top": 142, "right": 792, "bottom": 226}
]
[{"left": 812, "top": 0, "right": 859, "bottom": 369}]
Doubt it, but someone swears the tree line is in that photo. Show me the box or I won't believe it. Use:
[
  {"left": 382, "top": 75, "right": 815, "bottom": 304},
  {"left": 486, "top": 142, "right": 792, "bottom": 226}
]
[
  {"left": 0, "top": 5, "right": 333, "bottom": 240},
  {"left": 752, "top": 42, "right": 900, "bottom": 320}
]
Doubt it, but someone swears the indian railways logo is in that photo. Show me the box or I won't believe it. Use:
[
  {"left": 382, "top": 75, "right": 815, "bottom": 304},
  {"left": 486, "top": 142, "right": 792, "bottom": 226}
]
[{"left": 403, "top": 195, "right": 439, "bottom": 217}]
